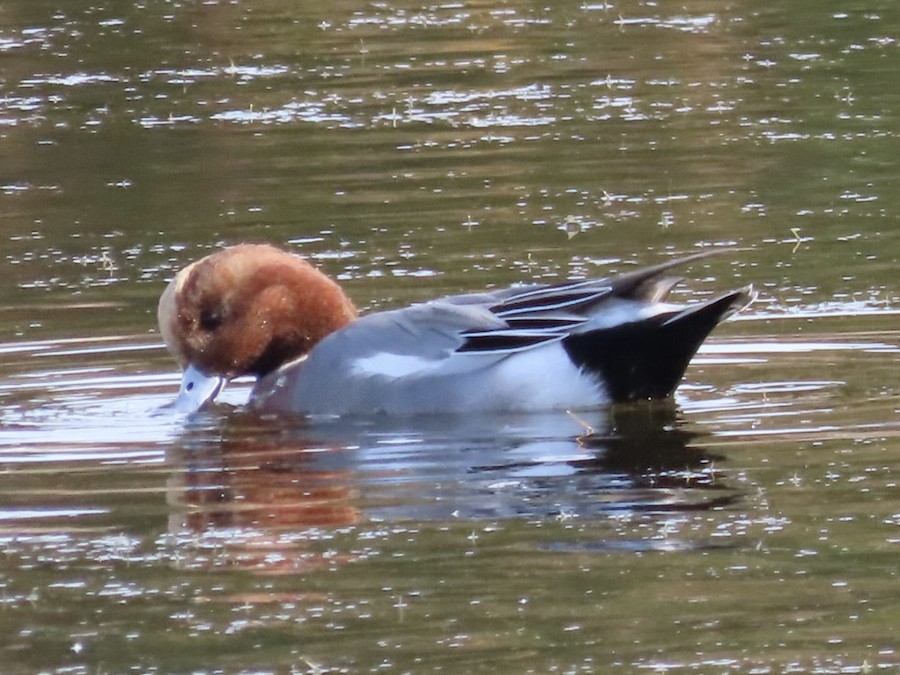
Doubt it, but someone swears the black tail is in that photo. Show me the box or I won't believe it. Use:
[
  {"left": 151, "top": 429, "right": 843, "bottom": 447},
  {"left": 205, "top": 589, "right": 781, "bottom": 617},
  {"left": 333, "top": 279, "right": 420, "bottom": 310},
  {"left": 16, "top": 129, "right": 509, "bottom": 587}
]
[{"left": 563, "top": 287, "right": 753, "bottom": 402}]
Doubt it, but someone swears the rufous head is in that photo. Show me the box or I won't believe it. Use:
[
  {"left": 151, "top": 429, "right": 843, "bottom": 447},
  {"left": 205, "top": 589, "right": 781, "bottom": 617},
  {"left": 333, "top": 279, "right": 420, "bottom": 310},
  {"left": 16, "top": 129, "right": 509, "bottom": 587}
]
[{"left": 159, "top": 244, "right": 357, "bottom": 394}]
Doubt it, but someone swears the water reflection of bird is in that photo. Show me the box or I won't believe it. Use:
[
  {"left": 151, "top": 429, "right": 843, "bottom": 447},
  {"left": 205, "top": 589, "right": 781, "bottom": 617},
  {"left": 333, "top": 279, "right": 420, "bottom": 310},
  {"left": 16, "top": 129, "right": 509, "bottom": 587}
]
[
  {"left": 158, "top": 245, "right": 753, "bottom": 415},
  {"left": 165, "top": 403, "right": 738, "bottom": 572}
]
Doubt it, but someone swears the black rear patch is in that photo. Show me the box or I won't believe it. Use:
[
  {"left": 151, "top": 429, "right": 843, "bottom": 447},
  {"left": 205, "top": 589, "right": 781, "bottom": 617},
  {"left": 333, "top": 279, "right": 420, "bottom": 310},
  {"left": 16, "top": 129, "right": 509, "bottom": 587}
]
[{"left": 563, "top": 292, "right": 745, "bottom": 402}]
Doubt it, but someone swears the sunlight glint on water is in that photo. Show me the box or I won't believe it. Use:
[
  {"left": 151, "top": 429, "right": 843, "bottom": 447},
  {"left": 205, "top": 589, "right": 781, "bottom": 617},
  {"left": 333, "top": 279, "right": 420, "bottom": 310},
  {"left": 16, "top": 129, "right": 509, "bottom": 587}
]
[{"left": 0, "top": 0, "right": 899, "bottom": 671}]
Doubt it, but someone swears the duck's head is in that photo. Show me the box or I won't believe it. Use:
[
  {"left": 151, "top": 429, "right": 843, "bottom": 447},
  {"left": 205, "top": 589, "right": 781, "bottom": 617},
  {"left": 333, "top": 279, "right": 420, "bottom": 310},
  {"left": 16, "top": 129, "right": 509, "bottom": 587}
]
[{"left": 158, "top": 244, "right": 357, "bottom": 411}]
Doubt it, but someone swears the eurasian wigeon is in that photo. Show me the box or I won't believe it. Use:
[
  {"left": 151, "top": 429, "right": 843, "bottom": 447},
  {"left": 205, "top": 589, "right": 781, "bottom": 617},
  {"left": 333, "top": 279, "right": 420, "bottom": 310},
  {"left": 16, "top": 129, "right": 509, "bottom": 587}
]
[{"left": 158, "top": 244, "right": 753, "bottom": 416}]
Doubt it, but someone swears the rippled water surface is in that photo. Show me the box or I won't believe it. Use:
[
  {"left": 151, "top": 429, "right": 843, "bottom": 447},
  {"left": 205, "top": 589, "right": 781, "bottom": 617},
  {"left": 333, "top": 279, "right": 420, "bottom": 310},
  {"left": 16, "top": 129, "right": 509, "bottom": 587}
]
[{"left": 1, "top": 0, "right": 899, "bottom": 672}]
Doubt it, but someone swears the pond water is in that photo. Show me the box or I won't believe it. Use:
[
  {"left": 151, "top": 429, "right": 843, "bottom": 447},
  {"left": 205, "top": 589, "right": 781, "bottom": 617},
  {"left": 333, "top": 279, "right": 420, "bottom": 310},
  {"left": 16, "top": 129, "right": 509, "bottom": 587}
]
[{"left": 1, "top": 0, "right": 899, "bottom": 672}]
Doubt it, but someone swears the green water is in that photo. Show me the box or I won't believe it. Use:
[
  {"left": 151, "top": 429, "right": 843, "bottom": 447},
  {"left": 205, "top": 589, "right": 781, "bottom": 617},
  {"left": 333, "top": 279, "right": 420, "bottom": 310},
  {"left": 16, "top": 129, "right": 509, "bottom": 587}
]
[{"left": 1, "top": 0, "right": 898, "bottom": 672}]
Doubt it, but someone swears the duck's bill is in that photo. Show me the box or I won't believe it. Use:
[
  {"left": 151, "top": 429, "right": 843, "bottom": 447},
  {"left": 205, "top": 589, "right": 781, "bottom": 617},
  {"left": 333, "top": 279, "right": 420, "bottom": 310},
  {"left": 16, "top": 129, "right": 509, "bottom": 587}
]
[{"left": 166, "top": 363, "right": 225, "bottom": 413}]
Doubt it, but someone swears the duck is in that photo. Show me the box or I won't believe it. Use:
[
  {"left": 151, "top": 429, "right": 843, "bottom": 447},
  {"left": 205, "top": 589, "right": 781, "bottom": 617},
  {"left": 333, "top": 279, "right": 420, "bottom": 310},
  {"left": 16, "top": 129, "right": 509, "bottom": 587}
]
[{"left": 158, "top": 244, "right": 754, "bottom": 416}]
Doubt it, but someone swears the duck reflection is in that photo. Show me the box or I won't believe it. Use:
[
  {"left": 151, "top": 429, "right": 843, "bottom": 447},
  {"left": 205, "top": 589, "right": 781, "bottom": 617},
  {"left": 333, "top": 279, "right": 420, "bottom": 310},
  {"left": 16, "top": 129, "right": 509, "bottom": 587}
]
[
  {"left": 166, "top": 402, "right": 736, "bottom": 563},
  {"left": 166, "top": 413, "right": 363, "bottom": 574},
  {"left": 167, "top": 419, "right": 360, "bottom": 532}
]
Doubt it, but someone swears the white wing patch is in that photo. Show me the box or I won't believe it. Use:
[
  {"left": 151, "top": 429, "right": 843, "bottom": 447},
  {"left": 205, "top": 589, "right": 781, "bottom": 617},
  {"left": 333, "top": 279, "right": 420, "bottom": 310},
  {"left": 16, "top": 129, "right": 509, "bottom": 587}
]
[{"left": 352, "top": 352, "right": 435, "bottom": 378}]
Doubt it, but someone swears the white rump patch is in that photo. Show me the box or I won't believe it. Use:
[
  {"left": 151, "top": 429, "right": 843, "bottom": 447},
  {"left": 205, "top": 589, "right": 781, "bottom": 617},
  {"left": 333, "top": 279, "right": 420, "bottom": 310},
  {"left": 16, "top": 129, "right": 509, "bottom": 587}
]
[
  {"left": 582, "top": 298, "right": 678, "bottom": 330},
  {"left": 491, "top": 343, "right": 608, "bottom": 410}
]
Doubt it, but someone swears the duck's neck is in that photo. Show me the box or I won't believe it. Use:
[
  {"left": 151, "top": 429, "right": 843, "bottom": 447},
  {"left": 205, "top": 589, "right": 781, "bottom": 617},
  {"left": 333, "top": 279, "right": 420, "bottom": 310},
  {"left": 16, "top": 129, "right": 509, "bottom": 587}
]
[{"left": 249, "top": 259, "right": 357, "bottom": 377}]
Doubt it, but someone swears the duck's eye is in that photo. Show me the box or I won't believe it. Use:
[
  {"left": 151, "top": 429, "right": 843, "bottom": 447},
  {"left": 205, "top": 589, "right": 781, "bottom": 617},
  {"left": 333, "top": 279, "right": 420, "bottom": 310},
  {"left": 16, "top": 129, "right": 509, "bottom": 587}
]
[{"left": 199, "top": 308, "right": 224, "bottom": 332}]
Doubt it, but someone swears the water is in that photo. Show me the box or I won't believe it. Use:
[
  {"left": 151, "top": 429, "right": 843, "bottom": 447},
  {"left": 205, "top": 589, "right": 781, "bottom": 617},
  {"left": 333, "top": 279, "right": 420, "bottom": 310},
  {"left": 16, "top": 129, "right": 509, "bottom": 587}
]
[{"left": 1, "top": 0, "right": 899, "bottom": 672}]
